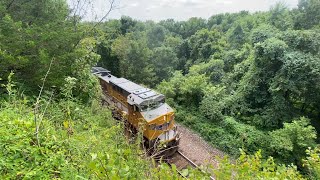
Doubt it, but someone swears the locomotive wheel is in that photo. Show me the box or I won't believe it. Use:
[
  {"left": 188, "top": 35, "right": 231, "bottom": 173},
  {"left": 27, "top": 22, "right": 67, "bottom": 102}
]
[{"left": 111, "top": 110, "right": 121, "bottom": 120}]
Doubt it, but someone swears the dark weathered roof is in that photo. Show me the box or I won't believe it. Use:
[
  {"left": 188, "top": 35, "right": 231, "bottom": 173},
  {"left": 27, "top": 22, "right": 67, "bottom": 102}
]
[
  {"left": 92, "top": 67, "right": 110, "bottom": 73},
  {"left": 137, "top": 90, "right": 157, "bottom": 99},
  {"left": 110, "top": 77, "right": 128, "bottom": 84},
  {"left": 120, "top": 82, "right": 142, "bottom": 92},
  {"left": 92, "top": 67, "right": 111, "bottom": 76},
  {"left": 100, "top": 74, "right": 116, "bottom": 82}
]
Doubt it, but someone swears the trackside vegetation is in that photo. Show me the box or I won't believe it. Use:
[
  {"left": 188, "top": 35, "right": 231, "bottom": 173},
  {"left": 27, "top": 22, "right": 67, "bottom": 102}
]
[
  {"left": 0, "top": 80, "right": 317, "bottom": 179},
  {"left": 0, "top": 79, "right": 207, "bottom": 179}
]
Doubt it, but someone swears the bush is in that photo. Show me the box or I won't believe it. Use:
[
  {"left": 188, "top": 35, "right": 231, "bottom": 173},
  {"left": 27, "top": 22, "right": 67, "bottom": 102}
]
[
  {"left": 268, "top": 117, "right": 317, "bottom": 165},
  {"left": 214, "top": 150, "right": 304, "bottom": 180},
  {"left": 303, "top": 147, "right": 320, "bottom": 180}
]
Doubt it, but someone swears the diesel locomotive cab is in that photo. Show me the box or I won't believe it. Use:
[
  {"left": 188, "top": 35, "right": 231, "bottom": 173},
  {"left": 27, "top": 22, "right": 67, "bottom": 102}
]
[{"left": 127, "top": 89, "right": 180, "bottom": 146}]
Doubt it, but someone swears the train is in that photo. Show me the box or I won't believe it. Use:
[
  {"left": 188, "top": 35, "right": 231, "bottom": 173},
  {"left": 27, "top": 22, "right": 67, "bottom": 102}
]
[{"left": 92, "top": 67, "right": 180, "bottom": 156}]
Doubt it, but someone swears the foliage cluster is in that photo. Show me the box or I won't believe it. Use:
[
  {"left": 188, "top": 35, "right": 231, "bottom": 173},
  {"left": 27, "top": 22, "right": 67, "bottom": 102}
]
[
  {"left": 214, "top": 150, "right": 304, "bottom": 180},
  {"left": 0, "top": 0, "right": 99, "bottom": 102}
]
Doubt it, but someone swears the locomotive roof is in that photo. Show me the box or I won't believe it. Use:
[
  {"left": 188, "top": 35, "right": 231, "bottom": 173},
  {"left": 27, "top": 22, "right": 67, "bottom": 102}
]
[
  {"left": 111, "top": 79, "right": 165, "bottom": 106},
  {"left": 92, "top": 67, "right": 164, "bottom": 106},
  {"left": 92, "top": 67, "right": 110, "bottom": 72},
  {"left": 128, "top": 91, "right": 164, "bottom": 106},
  {"left": 92, "top": 67, "right": 110, "bottom": 74},
  {"left": 110, "top": 77, "right": 163, "bottom": 105},
  {"left": 94, "top": 70, "right": 115, "bottom": 83},
  {"left": 141, "top": 103, "right": 173, "bottom": 121},
  {"left": 100, "top": 74, "right": 116, "bottom": 82},
  {"left": 111, "top": 78, "right": 143, "bottom": 93}
]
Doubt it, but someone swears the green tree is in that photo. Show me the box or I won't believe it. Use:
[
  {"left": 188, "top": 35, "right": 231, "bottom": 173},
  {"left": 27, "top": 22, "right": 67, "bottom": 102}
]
[
  {"left": 250, "top": 24, "right": 278, "bottom": 44},
  {"left": 151, "top": 46, "right": 178, "bottom": 84},
  {"left": 111, "top": 33, "right": 156, "bottom": 86},
  {"left": 96, "top": 20, "right": 122, "bottom": 76},
  {"left": 157, "top": 71, "right": 208, "bottom": 107},
  {"left": 120, "top": 16, "right": 137, "bottom": 35},
  {"left": 295, "top": 0, "right": 320, "bottom": 29},
  {"left": 0, "top": 0, "right": 87, "bottom": 97},
  {"left": 146, "top": 25, "right": 167, "bottom": 48},
  {"left": 159, "top": 19, "right": 181, "bottom": 36},
  {"left": 188, "top": 59, "right": 225, "bottom": 84},
  {"left": 269, "top": 117, "right": 317, "bottom": 164},
  {"left": 227, "top": 37, "right": 289, "bottom": 128},
  {"left": 270, "top": 51, "right": 320, "bottom": 117},
  {"left": 188, "top": 29, "right": 227, "bottom": 61},
  {"left": 179, "top": 17, "right": 207, "bottom": 38},
  {"left": 228, "top": 24, "right": 246, "bottom": 48},
  {"left": 269, "top": 2, "right": 293, "bottom": 30},
  {"left": 200, "top": 86, "right": 225, "bottom": 121}
]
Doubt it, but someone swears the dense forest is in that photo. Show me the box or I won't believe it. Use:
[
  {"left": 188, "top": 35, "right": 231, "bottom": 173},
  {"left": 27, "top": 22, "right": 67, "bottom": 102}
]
[
  {"left": 0, "top": 0, "right": 320, "bottom": 179},
  {"left": 98, "top": 0, "right": 320, "bottom": 166}
]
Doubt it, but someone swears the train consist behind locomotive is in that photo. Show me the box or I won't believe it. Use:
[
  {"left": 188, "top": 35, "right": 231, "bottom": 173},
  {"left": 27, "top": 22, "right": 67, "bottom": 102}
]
[{"left": 92, "top": 67, "right": 180, "bottom": 155}]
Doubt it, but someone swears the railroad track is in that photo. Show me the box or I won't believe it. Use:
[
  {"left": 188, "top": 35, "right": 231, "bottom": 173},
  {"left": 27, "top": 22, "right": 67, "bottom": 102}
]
[{"left": 166, "top": 150, "right": 215, "bottom": 180}]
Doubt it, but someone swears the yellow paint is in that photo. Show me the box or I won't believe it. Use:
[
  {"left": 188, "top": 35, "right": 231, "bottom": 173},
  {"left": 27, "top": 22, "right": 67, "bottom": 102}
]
[{"left": 99, "top": 76, "right": 177, "bottom": 142}]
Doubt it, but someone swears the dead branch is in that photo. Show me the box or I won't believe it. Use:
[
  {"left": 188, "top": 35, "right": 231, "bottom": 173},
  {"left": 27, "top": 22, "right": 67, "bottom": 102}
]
[
  {"left": 91, "top": 0, "right": 116, "bottom": 30},
  {"left": 34, "top": 57, "right": 54, "bottom": 147},
  {"left": 72, "top": 0, "right": 117, "bottom": 50}
]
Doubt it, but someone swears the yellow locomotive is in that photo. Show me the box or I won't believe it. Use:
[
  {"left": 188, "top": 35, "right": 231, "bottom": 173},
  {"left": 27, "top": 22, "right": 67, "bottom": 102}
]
[{"left": 92, "top": 67, "right": 179, "bottom": 155}]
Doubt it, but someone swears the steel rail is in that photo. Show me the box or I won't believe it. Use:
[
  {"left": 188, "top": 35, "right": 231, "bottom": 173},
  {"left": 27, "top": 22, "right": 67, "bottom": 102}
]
[
  {"left": 165, "top": 159, "right": 188, "bottom": 179},
  {"left": 172, "top": 151, "right": 215, "bottom": 180}
]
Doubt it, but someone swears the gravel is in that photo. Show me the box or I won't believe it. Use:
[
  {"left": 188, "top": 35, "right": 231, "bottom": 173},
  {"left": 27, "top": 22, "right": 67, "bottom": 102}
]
[{"left": 177, "top": 123, "right": 226, "bottom": 168}]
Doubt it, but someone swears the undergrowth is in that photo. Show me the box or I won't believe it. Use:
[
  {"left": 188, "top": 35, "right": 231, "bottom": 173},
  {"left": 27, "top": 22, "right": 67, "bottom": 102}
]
[{"left": 0, "top": 76, "right": 209, "bottom": 179}]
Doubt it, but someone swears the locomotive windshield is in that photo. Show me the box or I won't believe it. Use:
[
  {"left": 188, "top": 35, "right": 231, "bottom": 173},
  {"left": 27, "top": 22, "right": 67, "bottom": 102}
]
[{"left": 139, "top": 98, "right": 165, "bottom": 112}]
